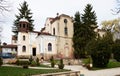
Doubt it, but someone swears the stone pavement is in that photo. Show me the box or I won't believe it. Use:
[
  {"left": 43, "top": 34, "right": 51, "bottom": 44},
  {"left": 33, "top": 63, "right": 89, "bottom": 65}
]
[
  {"left": 2, "top": 63, "right": 120, "bottom": 76},
  {"left": 64, "top": 65, "right": 120, "bottom": 76}
]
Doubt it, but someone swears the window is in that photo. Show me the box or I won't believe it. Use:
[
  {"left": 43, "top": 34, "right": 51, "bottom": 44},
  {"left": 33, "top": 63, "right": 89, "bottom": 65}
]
[
  {"left": 22, "top": 45, "right": 26, "bottom": 52},
  {"left": 23, "top": 35, "right": 25, "bottom": 41},
  {"left": 48, "top": 43, "right": 52, "bottom": 51},
  {"left": 64, "top": 19, "right": 67, "bottom": 24},
  {"left": 27, "top": 24, "right": 29, "bottom": 28},
  {"left": 23, "top": 24, "right": 26, "bottom": 28},
  {"left": 19, "top": 24, "right": 21, "bottom": 28},
  {"left": 64, "top": 27, "right": 68, "bottom": 35},
  {"left": 53, "top": 28, "right": 55, "bottom": 35}
]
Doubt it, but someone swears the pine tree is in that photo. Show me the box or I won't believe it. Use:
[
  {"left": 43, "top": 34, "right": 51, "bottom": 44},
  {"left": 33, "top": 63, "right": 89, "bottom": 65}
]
[
  {"left": 81, "top": 4, "right": 97, "bottom": 57},
  {"left": 73, "top": 4, "right": 97, "bottom": 58},
  {"left": 13, "top": 1, "right": 34, "bottom": 35},
  {"left": 73, "top": 12, "right": 82, "bottom": 58},
  {"left": 73, "top": 12, "right": 88, "bottom": 58},
  {"left": 82, "top": 4, "right": 97, "bottom": 40}
]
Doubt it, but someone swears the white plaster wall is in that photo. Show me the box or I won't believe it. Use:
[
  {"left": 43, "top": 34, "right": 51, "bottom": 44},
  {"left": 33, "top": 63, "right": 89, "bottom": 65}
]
[
  {"left": 2, "top": 48, "right": 16, "bottom": 54},
  {"left": 17, "top": 32, "right": 30, "bottom": 56},
  {"left": 37, "top": 35, "right": 56, "bottom": 55}
]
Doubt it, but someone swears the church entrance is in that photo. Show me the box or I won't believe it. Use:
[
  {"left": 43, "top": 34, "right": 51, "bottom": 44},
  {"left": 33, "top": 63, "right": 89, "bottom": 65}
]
[{"left": 32, "top": 48, "right": 36, "bottom": 56}]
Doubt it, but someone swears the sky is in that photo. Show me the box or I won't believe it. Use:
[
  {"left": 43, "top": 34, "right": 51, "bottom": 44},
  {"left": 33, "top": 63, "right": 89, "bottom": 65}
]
[{"left": 0, "top": 0, "right": 119, "bottom": 44}]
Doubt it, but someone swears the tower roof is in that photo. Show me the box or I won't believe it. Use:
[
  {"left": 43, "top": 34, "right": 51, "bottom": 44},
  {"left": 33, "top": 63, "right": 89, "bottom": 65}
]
[{"left": 19, "top": 17, "right": 29, "bottom": 22}]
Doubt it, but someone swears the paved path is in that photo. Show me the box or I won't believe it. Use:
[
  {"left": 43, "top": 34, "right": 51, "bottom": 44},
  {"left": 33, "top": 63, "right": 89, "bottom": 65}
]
[
  {"left": 3, "top": 64, "right": 120, "bottom": 76},
  {"left": 2, "top": 64, "right": 55, "bottom": 69},
  {"left": 64, "top": 65, "right": 120, "bottom": 76}
]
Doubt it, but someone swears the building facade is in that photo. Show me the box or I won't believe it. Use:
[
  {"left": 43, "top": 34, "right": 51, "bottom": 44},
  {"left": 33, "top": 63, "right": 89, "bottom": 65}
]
[{"left": 1, "top": 14, "right": 74, "bottom": 59}]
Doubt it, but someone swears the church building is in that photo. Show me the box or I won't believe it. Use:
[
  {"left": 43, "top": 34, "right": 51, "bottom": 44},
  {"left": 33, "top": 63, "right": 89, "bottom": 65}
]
[{"left": 1, "top": 14, "right": 74, "bottom": 59}]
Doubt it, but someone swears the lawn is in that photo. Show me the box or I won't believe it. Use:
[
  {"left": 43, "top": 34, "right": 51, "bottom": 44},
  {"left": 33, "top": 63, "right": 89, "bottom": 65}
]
[
  {"left": 82, "top": 59, "right": 120, "bottom": 70},
  {"left": 0, "top": 66, "right": 69, "bottom": 76},
  {"left": 107, "top": 60, "right": 120, "bottom": 68}
]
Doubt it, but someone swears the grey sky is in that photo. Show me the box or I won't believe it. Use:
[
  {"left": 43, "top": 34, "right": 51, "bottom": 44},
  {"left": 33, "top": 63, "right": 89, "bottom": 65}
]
[{"left": 0, "top": 0, "right": 119, "bottom": 43}]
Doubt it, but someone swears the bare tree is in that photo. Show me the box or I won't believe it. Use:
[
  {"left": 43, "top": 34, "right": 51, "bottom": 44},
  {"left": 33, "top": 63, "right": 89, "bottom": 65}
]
[
  {"left": 0, "top": 0, "right": 10, "bottom": 44},
  {"left": 0, "top": 0, "right": 10, "bottom": 12},
  {"left": 112, "top": 0, "right": 120, "bottom": 14}
]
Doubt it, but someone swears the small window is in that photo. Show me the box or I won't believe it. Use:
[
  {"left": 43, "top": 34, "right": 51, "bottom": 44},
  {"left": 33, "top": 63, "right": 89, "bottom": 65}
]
[
  {"left": 53, "top": 28, "right": 55, "bottom": 35},
  {"left": 19, "top": 24, "right": 21, "bottom": 28},
  {"left": 23, "top": 24, "right": 26, "bottom": 28},
  {"left": 23, "top": 35, "right": 25, "bottom": 41},
  {"left": 27, "top": 24, "right": 29, "bottom": 28},
  {"left": 14, "top": 40, "right": 17, "bottom": 43},
  {"left": 48, "top": 43, "right": 52, "bottom": 51},
  {"left": 64, "top": 27, "right": 68, "bottom": 35},
  {"left": 22, "top": 45, "right": 26, "bottom": 52},
  {"left": 64, "top": 19, "right": 67, "bottom": 24}
]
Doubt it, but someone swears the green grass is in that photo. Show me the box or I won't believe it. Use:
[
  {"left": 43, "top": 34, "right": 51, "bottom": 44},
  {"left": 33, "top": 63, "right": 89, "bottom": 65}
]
[
  {"left": 92, "top": 60, "right": 120, "bottom": 70},
  {"left": 0, "top": 66, "right": 69, "bottom": 76},
  {"left": 107, "top": 60, "right": 120, "bottom": 68},
  {"left": 82, "top": 58, "right": 120, "bottom": 70},
  {"left": 82, "top": 58, "right": 91, "bottom": 64}
]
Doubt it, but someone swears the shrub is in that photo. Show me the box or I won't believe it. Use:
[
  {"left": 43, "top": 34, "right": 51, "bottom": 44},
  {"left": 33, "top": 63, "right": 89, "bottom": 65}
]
[
  {"left": 86, "top": 32, "right": 113, "bottom": 68},
  {"left": 112, "top": 40, "right": 120, "bottom": 62},
  {"left": 16, "top": 59, "right": 19, "bottom": 65},
  {"left": 50, "top": 56, "right": 55, "bottom": 68},
  {"left": 113, "top": 45, "right": 120, "bottom": 62},
  {"left": 36, "top": 57, "right": 40, "bottom": 66},
  {"left": 58, "top": 59, "right": 64, "bottom": 69},
  {"left": 16, "top": 60, "right": 29, "bottom": 66},
  {"left": 23, "top": 65, "right": 28, "bottom": 69},
  {"left": 29, "top": 56, "right": 33, "bottom": 64},
  {"left": 0, "top": 57, "right": 3, "bottom": 66},
  {"left": 30, "top": 61, "right": 37, "bottom": 66},
  {"left": 91, "top": 51, "right": 111, "bottom": 68}
]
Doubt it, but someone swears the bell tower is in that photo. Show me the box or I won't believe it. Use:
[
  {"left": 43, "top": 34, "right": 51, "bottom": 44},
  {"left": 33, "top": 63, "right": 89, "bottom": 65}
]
[{"left": 18, "top": 17, "right": 29, "bottom": 32}]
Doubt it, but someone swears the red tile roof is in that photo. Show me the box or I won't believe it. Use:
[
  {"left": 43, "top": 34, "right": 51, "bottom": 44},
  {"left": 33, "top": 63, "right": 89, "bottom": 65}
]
[
  {"left": 50, "top": 14, "right": 71, "bottom": 24},
  {"left": 40, "top": 27, "right": 45, "bottom": 32},
  {"left": 38, "top": 32, "right": 51, "bottom": 35},
  {"left": 31, "top": 31, "right": 41, "bottom": 34},
  {"left": 1, "top": 44, "right": 17, "bottom": 48}
]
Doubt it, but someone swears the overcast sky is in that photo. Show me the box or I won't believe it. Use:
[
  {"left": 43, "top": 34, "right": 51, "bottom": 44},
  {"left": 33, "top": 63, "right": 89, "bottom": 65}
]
[{"left": 0, "top": 0, "right": 119, "bottom": 44}]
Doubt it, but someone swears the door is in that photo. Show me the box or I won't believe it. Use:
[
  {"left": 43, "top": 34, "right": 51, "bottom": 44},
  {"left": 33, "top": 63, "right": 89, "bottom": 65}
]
[{"left": 32, "top": 48, "right": 36, "bottom": 56}]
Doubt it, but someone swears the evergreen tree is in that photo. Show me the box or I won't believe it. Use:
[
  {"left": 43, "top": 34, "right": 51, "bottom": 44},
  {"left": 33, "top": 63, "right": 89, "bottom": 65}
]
[
  {"left": 82, "top": 4, "right": 97, "bottom": 40},
  {"left": 86, "top": 32, "right": 113, "bottom": 67},
  {"left": 73, "top": 12, "right": 82, "bottom": 58},
  {"left": 73, "top": 12, "right": 90, "bottom": 58},
  {"left": 81, "top": 4, "right": 97, "bottom": 57},
  {"left": 13, "top": 1, "right": 34, "bottom": 35},
  {"left": 73, "top": 4, "right": 97, "bottom": 58}
]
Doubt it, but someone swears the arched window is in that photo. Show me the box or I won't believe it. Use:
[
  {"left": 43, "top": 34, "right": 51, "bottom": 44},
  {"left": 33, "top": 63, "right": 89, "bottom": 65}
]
[
  {"left": 22, "top": 45, "right": 26, "bottom": 52},
  {"left": 64, "top": 27, "right": 68, "bottom": 35},
  {"left": 23, "top": 35, "right": 25, "bottom": 41},
  {"left": 64, "top": 19, "right": 67, "bottom": 24},
  {"left": 48, "top": 43, "right": 52, "bottom": 51},
  {"left": 53, "top": 28, "right": 55, "bottom": 35}
]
